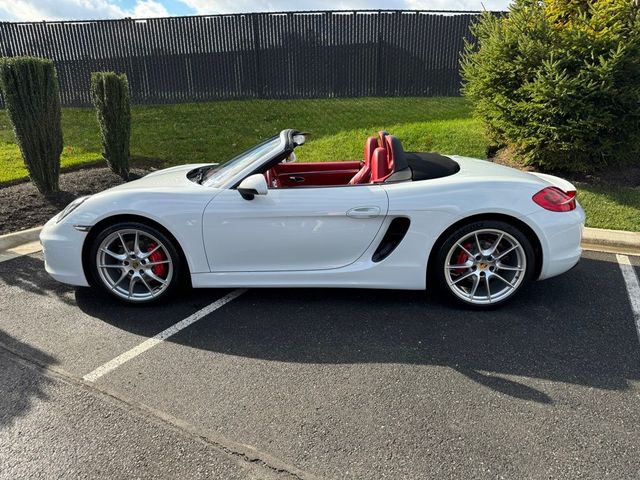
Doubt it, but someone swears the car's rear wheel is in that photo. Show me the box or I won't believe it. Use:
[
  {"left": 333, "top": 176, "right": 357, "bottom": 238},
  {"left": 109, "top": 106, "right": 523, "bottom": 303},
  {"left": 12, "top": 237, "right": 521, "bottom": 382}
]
[
  {"left": 89, "top": 222, "right": 182, "bottom": 304},
  {"left": 434, "top": 220, "right": 535, "bottom": 308}
]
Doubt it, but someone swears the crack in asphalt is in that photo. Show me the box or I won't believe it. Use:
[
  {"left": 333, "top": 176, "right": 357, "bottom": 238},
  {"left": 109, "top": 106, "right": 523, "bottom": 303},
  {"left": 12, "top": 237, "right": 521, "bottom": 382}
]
[{"left": 0, "top": 340, "right": 321, "bottom": 480}]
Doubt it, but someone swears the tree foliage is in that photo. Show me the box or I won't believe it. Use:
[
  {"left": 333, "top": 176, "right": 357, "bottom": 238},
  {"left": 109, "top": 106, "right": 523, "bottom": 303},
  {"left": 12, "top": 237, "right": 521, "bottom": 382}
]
[
  {"left": 461, "top": 0, "right": 640, "bottom": 172},
  {"left": 0, "top": 56, "right": 63, "bottom": 194},
  {"left": 90, "top": 72, "right": 131, "bottom": 178}
]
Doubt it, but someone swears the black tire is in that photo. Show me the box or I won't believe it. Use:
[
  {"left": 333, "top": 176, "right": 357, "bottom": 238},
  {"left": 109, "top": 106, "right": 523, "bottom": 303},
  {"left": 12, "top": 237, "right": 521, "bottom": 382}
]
[
  {"left": 433, "top": 220, "right": 535, "bottom": 309},
  {"left": 88, "top": 221, "right": 184, "bottom": 305}
]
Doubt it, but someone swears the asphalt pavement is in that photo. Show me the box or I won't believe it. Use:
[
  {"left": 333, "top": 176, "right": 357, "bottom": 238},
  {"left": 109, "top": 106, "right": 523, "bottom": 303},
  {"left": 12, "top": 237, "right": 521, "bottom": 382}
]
[{"left": 0, "top": 250, "right": 638, "bottom": 479}]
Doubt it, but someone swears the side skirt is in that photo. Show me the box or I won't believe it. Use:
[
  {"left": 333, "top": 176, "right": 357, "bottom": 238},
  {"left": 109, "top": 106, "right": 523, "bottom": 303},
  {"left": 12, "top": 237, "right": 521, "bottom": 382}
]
[{"left": 190, "top": 264, "right": 425, "bottom": 290}]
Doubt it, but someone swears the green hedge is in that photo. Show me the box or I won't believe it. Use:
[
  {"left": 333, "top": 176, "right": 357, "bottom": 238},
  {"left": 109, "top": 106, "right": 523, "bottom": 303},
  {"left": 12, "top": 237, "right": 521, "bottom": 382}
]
[
  {"left": 461, "top": 0, "right": 640, "bottom": 172},
  {"left": 0, "top": 56, "right": 63, "bottom": 194}
]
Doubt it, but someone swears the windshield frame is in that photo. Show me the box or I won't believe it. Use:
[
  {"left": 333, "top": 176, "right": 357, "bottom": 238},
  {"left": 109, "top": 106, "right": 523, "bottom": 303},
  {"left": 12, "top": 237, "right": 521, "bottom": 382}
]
[{"left": 201, "top": 134, "right": 284, "bottom": 188}]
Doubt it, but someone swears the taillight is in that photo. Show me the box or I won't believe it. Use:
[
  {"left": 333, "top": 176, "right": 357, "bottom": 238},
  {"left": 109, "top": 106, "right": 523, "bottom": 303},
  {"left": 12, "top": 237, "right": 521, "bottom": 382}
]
[{"left": 532, "top": 187, "right": 577, "bottom": 212}]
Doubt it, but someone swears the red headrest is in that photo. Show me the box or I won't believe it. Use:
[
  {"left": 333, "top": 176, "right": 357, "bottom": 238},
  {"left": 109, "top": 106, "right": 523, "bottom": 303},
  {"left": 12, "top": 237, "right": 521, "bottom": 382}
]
[
  {"left": 364, "top": 137, "right": 377, "bottom": 166},
  {"left": 370, "top": 147, "right": 391, "bottom": 183},
  {"left": 378, "top": 131, "right": 388, "bottom": 149},
  {"left": 384, "top": 135, "right": 395, "bottom": 171}
]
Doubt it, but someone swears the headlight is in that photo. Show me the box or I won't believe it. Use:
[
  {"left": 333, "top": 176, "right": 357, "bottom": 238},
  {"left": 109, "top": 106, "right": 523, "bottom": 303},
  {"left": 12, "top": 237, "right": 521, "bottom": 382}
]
[{"left": 56, "top": 196, "right": 90, "bottom": 223}]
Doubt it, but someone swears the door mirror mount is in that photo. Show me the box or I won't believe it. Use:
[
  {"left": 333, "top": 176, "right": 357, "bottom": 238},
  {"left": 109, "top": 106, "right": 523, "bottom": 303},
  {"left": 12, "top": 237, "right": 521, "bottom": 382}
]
[{"left": 237, "top": 173, "right": 268, "bottom": 200}]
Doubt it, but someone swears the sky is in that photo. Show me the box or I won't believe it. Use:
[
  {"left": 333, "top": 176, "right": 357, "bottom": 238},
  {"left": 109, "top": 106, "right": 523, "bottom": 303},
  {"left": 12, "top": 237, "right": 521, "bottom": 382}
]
[{"left": 0, "top": 0, "right": 511, "bottom": 22}]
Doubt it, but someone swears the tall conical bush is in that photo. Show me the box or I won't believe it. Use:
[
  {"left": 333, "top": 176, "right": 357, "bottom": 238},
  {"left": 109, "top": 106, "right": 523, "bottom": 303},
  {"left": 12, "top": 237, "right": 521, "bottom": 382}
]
[
  {"left": 90, "top": 72, "right": 131, "bottom": 179},
  {"left": 0, "top": 56, "right": 63, "bottom": 194}
]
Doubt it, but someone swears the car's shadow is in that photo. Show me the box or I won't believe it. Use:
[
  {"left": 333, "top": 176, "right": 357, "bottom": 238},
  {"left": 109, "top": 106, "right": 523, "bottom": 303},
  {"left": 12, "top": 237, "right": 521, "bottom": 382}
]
[
  {"left": 74, "top": 255, "right": 640, "bottom": 404},
  {"left": 0, "top": 330, "right": 56, "bottom": 428}
]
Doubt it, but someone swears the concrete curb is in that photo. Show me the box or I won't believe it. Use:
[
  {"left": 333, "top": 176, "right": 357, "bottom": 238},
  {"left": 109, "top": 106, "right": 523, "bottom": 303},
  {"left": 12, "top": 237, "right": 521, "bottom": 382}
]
[
  {"left": 0, "top": 225, "right": 638, "bottom": 255},
  {"left": 0, "top": 226, "right": 42, "bottom": 252},
  {"left": 582, "top": 227, "right": 640, "bottom": 255}
]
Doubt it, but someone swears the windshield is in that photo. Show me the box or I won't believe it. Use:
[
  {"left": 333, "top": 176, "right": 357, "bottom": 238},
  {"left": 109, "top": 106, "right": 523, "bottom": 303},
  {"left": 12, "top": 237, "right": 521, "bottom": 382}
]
[{"left": 202, "top": 135, "right": 282, "bottom": 187}]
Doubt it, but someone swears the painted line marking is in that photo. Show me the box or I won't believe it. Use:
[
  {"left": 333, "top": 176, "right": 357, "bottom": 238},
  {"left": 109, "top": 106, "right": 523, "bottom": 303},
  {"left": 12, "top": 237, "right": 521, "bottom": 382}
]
[
  {"left": 616, "top": 254, "right": 640, "bottom": 344},
  {"left": 0, "top": 241, "right": 42, "bottom": 263},
  {"left": 83, "top": 288, "right": 247, "bottom": 382}
]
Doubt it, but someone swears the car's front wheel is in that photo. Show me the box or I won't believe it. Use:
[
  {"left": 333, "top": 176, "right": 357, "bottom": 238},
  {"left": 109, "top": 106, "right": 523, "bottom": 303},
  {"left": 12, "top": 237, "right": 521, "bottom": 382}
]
[
  {"left": 434, "top": 220, "right": 535, "bottom": 308},
  {"left": 88, "top": 222, "right": 183, "bottom": 304}
]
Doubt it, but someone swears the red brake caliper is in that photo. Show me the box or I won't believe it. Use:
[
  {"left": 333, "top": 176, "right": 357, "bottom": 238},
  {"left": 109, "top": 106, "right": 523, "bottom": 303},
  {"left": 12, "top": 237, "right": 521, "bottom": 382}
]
[
  {"left": 147, "top": 242, "right": 167, "bottom": 277},
  {"left": 455, "top": 242, "right": 473, "bottom": 274}
]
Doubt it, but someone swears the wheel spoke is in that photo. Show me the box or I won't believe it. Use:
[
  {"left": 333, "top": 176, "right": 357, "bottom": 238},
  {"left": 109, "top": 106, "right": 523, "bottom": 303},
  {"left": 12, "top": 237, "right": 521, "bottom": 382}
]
[
  {"left": 485, "top": 275, "right": 492, "bottom": 302},
  {"left": 488, "top": 233, "right": 504, "bottom": 255},
  {"left": 496, "top": 262, "right": 524, "bottom": 272},
  {"left": 101, "top": 248, "right": 126, "bottom": 261},
  {"left": 456, "top": 243, "right": 474, "bottom": 257},
  {"left": 474, "top": 233, "right": 482, "bottom": 254},
  {"left": 128, "top": 275, "right": 139, "bottom": 298},
  {"left": 144, "top": 269, "right": 167, "bottom": 285},
  {"left": 446, "top": 263, "right": 471, "bottom": 270},
  {"left": 492, "top": 272, "right": 515, "bottom": 288},
  {"left": 468, "top": 275, "right": 480, "bottom": 299},
  {"left": 452, "top": 270, "right": 476, "bottom": 285},
  {"left": 117, "top": 232, "right": 129, "bottom": 254},
  {"left": 98, "top": 264, "right": 124, "bottom": 269},
  {"left": 141, "top": 244, "right": 161, "bottom": 259},
  {"left": 134, "top": 231, "right": 141, "bottom": 256},
  {"left": 139, "top": 275, "right": 155, "bottom": 296},
  {"left": 495, "top": 244, "right": 517, "bottom": 260},
  {"left": 111, "top": 270, "right": 128, "bottom": 290},
  {"left": 146, "top": 260, "right": 171, "bottom": 267}
]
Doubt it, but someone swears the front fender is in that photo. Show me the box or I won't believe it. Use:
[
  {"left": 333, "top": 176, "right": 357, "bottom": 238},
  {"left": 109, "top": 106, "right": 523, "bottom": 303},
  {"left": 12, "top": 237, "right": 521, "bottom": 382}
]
[{"left": 62, "top": 189, "right": 219, "bottom": 274}]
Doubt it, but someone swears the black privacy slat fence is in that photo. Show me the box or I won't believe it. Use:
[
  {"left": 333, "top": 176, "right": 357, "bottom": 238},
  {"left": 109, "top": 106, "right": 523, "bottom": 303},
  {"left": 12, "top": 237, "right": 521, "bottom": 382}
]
[{"left": 0, "top": 10, "right": 487, "bottom": 107}]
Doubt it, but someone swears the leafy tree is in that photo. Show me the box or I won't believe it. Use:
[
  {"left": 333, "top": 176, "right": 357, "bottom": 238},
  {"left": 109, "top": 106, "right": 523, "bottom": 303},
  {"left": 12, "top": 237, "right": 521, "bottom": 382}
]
[
  {"left": 0, "top": 57, "right": 63, "bottom": 194},
  {"left": 90, "top": 72, "right": 131, "bottom": 178},
  {"left": 462, "top": 0, "right": 640, "bottom": 172}
]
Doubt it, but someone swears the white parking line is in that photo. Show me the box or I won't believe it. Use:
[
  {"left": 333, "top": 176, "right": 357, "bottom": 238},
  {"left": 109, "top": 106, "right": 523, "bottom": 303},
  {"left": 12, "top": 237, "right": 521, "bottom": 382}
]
[
  {"left": 0, "top": 241, "right": 42, "bottom": 263},
  {"left": 83, "top": 289, "right": 247, "bottom": 382},
  {"left": 616, "top": 254, "right": 640, "bottom": 343}
]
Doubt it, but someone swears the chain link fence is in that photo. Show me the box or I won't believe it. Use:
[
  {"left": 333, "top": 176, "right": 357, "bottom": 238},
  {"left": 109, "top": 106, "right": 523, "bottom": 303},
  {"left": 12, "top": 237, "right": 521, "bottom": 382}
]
[{"left": 0, "top": 10, "right": 490, "bottom": 107}]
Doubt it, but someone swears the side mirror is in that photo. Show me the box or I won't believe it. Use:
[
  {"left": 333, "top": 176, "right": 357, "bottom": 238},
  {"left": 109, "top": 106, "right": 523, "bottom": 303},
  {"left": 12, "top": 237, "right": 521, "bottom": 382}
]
[{"left": 237, "top": 174, "right": 268, "bottom": 201}]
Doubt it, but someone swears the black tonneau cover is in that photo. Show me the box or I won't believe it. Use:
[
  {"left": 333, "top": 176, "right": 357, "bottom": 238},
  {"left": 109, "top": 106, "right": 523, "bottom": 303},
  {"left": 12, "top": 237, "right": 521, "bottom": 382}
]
[{"left": 406, "top": 152, "right": 460, "bottom": 181}]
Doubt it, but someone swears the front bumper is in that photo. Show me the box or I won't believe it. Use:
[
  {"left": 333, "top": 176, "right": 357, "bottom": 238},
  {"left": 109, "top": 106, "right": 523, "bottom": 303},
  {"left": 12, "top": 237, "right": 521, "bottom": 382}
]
[{"left": 40, "top": 216, "right": 90, "bottom": 287}]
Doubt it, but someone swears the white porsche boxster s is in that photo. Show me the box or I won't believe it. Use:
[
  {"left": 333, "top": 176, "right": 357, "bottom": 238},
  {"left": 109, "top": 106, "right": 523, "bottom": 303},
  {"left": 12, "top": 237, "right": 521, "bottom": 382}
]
[{"left": 40, "top": 129, "right": 584, "bottom": 308}]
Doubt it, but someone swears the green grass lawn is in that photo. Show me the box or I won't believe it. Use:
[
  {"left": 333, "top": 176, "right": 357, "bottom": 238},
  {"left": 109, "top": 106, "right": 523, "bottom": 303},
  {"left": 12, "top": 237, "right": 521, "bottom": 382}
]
[
  {"left": 0, "top": 97, "right": 484, "bottom": 182},
  {"left": 577, "top": 186, "right": 640, "bottom": 232},
  {"left": 0, "top": 96, "right": 638, "bottom": 231}
]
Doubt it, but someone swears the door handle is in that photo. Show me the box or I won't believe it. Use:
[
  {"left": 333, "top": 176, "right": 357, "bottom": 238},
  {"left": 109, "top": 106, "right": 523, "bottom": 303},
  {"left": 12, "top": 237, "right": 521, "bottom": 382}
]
[
  {"left": 289, "top": 176, "right": 305, "bottom": 183},
  {"left": 346, "top": 206, "right": 381, "bottom": 218}
]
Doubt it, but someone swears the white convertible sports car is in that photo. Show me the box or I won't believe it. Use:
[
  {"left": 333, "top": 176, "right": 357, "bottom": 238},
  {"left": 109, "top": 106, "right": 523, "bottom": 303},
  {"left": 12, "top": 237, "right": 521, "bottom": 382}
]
[{"left": 41, "top": 129, "right": 584, "bottom": 308}]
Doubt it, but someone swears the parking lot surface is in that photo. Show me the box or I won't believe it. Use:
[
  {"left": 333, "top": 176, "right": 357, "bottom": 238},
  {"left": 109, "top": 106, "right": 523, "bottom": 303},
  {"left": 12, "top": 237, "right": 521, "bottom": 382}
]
[{"left": 1, "top": 250, "right": 639, "bottom": 479}]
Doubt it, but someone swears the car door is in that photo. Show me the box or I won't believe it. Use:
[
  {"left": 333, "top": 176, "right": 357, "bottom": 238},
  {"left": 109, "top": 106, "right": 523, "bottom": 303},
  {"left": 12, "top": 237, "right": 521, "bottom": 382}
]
[{"left": 202, "top": 185, "right": 389, "bottom": 272}]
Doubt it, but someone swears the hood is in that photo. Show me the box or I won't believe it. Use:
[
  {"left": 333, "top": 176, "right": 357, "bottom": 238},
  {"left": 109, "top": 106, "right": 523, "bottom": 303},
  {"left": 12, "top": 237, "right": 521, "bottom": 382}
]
[{"left": 104, "top": 163, "right": 213, "bottom": 192}]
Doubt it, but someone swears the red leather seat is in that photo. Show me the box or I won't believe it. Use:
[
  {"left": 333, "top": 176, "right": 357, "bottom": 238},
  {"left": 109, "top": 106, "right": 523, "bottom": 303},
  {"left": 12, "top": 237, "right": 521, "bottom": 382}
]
[
  {"left": 349, "top": 136, "right": 377, "bottom": 185},
  {"left": 265, "top": 167, "right": 281, "bottom": 188},
  {"left": 370, "top": 147, "right": 392, "bottom": 182}
]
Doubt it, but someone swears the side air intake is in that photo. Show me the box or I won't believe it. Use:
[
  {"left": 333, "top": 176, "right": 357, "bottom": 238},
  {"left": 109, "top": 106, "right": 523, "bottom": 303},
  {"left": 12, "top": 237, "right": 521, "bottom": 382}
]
[{"left": 372, "top": 217, "right": 410, "bottom": 262}]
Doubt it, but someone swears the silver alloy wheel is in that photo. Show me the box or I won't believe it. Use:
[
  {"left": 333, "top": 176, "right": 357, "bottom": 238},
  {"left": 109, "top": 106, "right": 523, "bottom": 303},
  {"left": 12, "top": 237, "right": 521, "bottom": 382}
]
[
  {"left": 96, "top": 228, "right": 174, "bottom": 302},
  {"left": 443, "top": 228, "right": 527, "bottom": 305}
]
